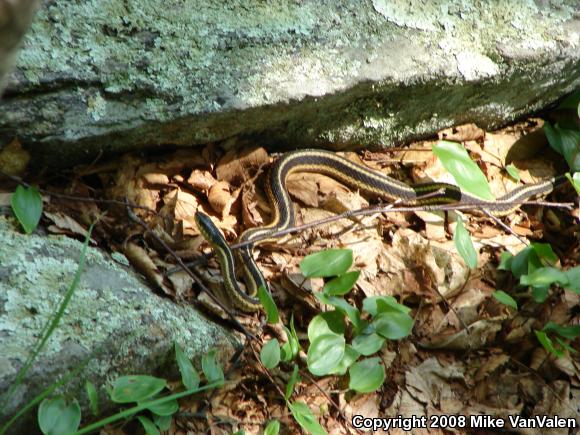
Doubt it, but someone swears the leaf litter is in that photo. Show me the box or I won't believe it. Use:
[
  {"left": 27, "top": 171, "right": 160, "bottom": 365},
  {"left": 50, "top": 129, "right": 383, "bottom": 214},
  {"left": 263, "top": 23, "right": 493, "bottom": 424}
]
[{"left": 0, "top": 118, "right": 577, "bottom": 434}]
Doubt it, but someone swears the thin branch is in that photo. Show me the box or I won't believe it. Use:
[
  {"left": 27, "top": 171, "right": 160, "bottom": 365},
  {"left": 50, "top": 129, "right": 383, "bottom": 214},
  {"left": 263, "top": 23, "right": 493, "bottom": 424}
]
[
  {"left": 0, "top": 169, "right": 156, "bottom": 213},
  {"left": 230, "top": 195, "right": 573, "bottom": 251},
  {"left": 124, "top": 200, "right": 256, "bottom": 341}
]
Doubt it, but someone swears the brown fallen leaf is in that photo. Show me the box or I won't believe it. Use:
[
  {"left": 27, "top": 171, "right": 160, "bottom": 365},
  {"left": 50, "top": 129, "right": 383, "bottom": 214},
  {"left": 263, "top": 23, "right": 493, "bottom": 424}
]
[
  {"left": 44, "top": 211, "right": 94, "bottom": 241},
  {"left": 438, "top": 123, "right": 485, "bottom": 142},
  {"left": 187, "top": 168, "right": 217, "bottom": 192},
  {"left": 208, "top": 180, "right": 239, "bottom": 218},
  {"left": 123, "top": 242, "right": 172, "bottom": 295},
  {"left": 216, "top": 146, "right": 269, "bottom": 184},
  {"left": 0, "top": 138, "right": 30, "bottom": 176}
]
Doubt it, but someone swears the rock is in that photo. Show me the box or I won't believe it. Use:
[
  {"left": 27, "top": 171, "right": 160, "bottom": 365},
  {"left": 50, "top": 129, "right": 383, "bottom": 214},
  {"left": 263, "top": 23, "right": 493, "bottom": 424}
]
[
  {"left": 0, "top": 1, "right": 579, "bottom": 167},
  {"left": 0, "top": 0, "right": 39, "bottom": 93},
  {"left": 0, "top": 216, "right": 239, "bottom": 434}
]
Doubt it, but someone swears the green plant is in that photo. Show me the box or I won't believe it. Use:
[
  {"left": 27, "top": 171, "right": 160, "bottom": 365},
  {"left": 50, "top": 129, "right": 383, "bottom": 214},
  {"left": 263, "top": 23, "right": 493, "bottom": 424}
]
[
  {"left": 34, "top": 344, "right": 223, "bottom": 435},
  {"left": 10, "top": 184, "right": 43, "bottom": 234}
]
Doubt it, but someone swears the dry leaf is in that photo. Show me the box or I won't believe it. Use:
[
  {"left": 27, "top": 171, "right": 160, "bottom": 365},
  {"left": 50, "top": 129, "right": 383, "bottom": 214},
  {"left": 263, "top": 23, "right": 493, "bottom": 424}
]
[
  {"left": 438, "top": 123, "right": 485, "bottom": 142},
  {"left": 187, "top": 169, "right": 217, "bottom": 192},
  {"left": 123, "top": 242, "right": 172, "bottom": 295},
  {"left": 216, "top": 146, "right": 269, "bottom": 184},
  {"left": 208, "top": 181, "right": 239, "bottom": 218},
  {"left": 0, "top": 138, "right": 30, "bottom": 176}
]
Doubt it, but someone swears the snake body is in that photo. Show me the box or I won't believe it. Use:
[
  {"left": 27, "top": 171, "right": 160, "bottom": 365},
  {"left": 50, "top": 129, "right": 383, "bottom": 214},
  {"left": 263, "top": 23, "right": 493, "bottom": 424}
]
[{"left": 195, "top": 149, "right": 560, "bottom": 312}]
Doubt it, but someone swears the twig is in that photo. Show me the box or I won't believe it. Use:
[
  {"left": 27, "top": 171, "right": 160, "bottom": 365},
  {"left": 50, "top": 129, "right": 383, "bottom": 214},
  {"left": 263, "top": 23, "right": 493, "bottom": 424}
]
[
  {"left": 124, "top": 200, "right": 256, "bottom": 341},
  {"left": 0, "top": 169, "right": 156, "bottom": 213},
  {"left": 230, "top": 195, "right": 573, "bottom": 251},
  {"left": 481, "top": 209, "right": 529, "bottom": 246}
]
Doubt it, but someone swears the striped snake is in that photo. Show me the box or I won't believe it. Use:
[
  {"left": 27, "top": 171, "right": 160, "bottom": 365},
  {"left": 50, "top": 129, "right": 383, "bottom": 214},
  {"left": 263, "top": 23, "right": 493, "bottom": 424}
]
[{"left": 195, "top": 149, "right": 561, "bottom": 312}]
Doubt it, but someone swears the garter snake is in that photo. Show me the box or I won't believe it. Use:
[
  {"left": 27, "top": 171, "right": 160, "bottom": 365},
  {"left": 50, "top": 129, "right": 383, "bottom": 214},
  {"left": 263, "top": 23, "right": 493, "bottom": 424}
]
[{"left": 195, "top": 149, "right": 561, "bottom": 312}]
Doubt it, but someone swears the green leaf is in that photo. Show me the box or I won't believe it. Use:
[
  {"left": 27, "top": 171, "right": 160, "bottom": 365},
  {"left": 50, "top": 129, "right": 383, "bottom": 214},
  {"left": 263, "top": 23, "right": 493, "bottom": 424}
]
[
  {"left": 564, "top": 266, "right": 580, "bottom": 292},
  {"left": 542, "top": 322, "right": 580, "bottom": 340},
  {"left": 307, "top": 311, "right": 345, "bottom": 342},
  {"left": 315, "top": 292, "right": 362, "bottom": 332},
  {"left": 531, "top": 285, "right": 550, "bottom": 303},
  {"left": 175, "top": 342, "right": 200, "bottom": 390},
  {"left": 520, "top": 267, "right": 569, "bottom": 287},
  {"left": 363, "top": 296, "right": 410, "bottom": 316},
  {"left": 137, "top": 416, "right": 161, "bottom": 435},
  {"left": 260, "top": 339, "right": 281, "bottom": 369},
  {"left": 285, "top": 364, "right": 300, "bottom": 400},
  {"left": 348, "top": 358, "right": 385, "bottom": 393},
  {"left": 492, "top": 290, "right": 518, "bottom": 310},
  {"left": 323, "top": 271, "right": 360, "bottom": 296},
  {"left": 38, "top": 396, "right": 81, "bottom": 435},
  {"left": 505, "top": 164, "right": 520, "bottom": 182},
  {"left": 307, "top": 334, "right": 345, "bottom": 376},
  {"left": 432, "top": 141, "right": 494, "bottom": 200},
  {"left": 258, "top": 285, "right": 279, "bottom": 324},
  {"left": 110, "top": 376, "right": 166, "bottom": 403},
  {"left": 565, "top": 172, "right": 580, "bottom": 195},
  {"left": 288, "top": 401, "right": 327, "bottom": 435},
  {"left": 498, "top": 251, "right": 513, "bottom": 271},
  {"left": 281, "top": 320, "right": 300, "bottom": 362},
  {"left": 11, "top": 185, "right": 43, "bottom": 234},
  {"left": 202, "top": 350, "right": 224, "bottom": 385},
  {"left": 372, "top": 312, "right": 414, "bottom": 340},
  {"left": 329, "top": 345, "right": 360, "bottom": 375},
  {"left": 85, "top": 381, "right": 99, "bottom": 416},
  {"left": 264, "top": 420, "right": 280, "bottom": 435},
  {"left": 144, "top": 397, "right": 179, "bottom": 416},
  {"left": 535, "top": 330, "right": 564, "bottom": 358},
  {"left": 152, "top": 414, "right": 172, "bottom": 431},
  {"left": 352, "top": 332, "right": 385, "bottom": 356},
  {"left": 300, "top": 249, "right": 353, "bottom": 278},
  {"left": 531, "top": 243, "right": 559, "bottom": 265},
  {"left": 555, "top": 337, "right": 577, "bottom": 354},
  {"left": 454, "top": 216, "right": 478, "bottom": 269},
  {"left": 544, "top": 123, "right": 580, "bottom": 171}
]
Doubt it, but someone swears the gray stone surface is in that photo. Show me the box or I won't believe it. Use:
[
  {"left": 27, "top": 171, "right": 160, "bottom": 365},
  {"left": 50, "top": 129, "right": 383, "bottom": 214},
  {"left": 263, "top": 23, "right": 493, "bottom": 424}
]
[
  {"left": 0, "top": 0, "right": 39, "bottom": 93},
  {"left": 0, "top": 216, "right": 239, "bottom": 434},
  {"left": 0, "top": 0, "right": 579, "bottom": 167}
]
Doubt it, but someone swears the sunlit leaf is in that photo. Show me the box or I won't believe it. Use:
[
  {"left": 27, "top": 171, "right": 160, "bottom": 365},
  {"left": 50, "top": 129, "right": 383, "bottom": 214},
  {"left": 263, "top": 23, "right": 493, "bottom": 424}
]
[
  {"left": 137, "top": 416, "right": 160, "bottom": 435},
  {"left": 492, "top": 290, "right": 518, "bottom": 310},
  {"left": 352, "top": 332, "right": 385, "bottom": 356},
  {"left": 258, "top": 285, "right": 279, "bottom": 324},
  {"left": 264, "top": 420, "right": 280, "bottom": 435},
  {"left": 542, "top": 322, "right": 580, "bottom": 340},
  {"left": 175, "top": 342, "right": 200, "bottom": 390},
  {"left": 454, "top": 216, "right": 477, "bottom": 269},
  {"left": 260, "top": 339, "right": 281, "bottom": 369},
  {"left": 300, "top": 249, "right": 353, "bottom": 278},
  {"left": 111, "top": 376, "right": 166, "bottom": 403},
  {"left": 323, "top": 271, "right": 360, "bottom": 296},
  {"left": 432, "top": 141, "right": 494, "bottom": 200},
  {"left": 307, "top": 334, "right": 345, "bottom": 376},
  {"left": 372, "top": 312, "right": 414, "bottom": 340},
  {"left": 307, "top": 311, "right": 345, "bottom": 342},
  {"left": 348, "top": 358, "right": 385, "bottom": 393},
  {"left": 288, "top": 401, "right": 327, "bottom": 435},
  {"left": 38, "top": 396, "right": 81, "bottom": 435}
]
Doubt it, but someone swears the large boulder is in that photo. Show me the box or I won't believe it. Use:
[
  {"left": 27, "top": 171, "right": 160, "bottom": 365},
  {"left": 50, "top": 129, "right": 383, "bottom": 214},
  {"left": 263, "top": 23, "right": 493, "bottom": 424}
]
[
  {"left": 0, "top": 216, "right": 239, "bottom": 434},
  {"left": 0, "top": 0, "right": 579, "bottom": 167}
]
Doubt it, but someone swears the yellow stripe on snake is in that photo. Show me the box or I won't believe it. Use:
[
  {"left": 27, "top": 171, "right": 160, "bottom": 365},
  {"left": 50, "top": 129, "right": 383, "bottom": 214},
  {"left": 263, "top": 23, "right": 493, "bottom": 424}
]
[{"left": 195, "top": 149, "right": 560, "bottom": 312}]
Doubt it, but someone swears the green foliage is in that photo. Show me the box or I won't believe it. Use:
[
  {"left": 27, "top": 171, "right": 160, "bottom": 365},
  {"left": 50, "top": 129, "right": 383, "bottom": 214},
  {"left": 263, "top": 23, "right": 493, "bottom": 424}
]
[
  {"left": 175, "top": 342, "right": 200, "bottom": 390},
  {"left": 497, "top": 243, "right": 580, "bottom": 303},
  {"left": 110, "top": 376, "right": 166, "bottom": 404},
  {"left": 285, "top": 364, "right": 300, "bottom": 400},
  {"left": 11, "top": 184, "right": 43, "bottom": 234},
  {"left": 300, "top": 249, "right": 353, "bottom": 277},
  {"left": 38, "top": 396, "right": 81, "bottom": 435},
  {"left": 348, "top": 358, "right": 385, "bottom": 393},
  {"left": 202, "top": 350, "right": 225, "bottom": 385},
  {"left": 288, "top": 401, "right": 327, "bottom": 435},
  {"left": 85, "top": 381, "right": 98, "bottom": 416},
  {"left": 260, "top": 339, "right": 281, "bottom": 369},
  {"left": 505, "top": 164, "right": 520, "bottom": 182},
  {"left": 297, "top": 249, "right": 412, "bottom": 391},
  {"left": 137, "top": 416, "right": 160, "bottom": 435},
  {"left": 264, "top": 420, "right": 280, "bottom": 435},
  {"left": 565, "top": 172, "right": 580, "bottom": 194},
  {"left": 258, "top": 285, "right": 280, "bottom": 324},
  {"left": 454, "top": 216, "right": 478, "bottom": 269},
  {"left": 432, "top": 141, "right": 494, "bottom": 200},
  {"left": 492, "top": 290, "right": 518, "bottom": 310},
  {"left": 544, "top": 122, "right": 580, "bottom": 172}
]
